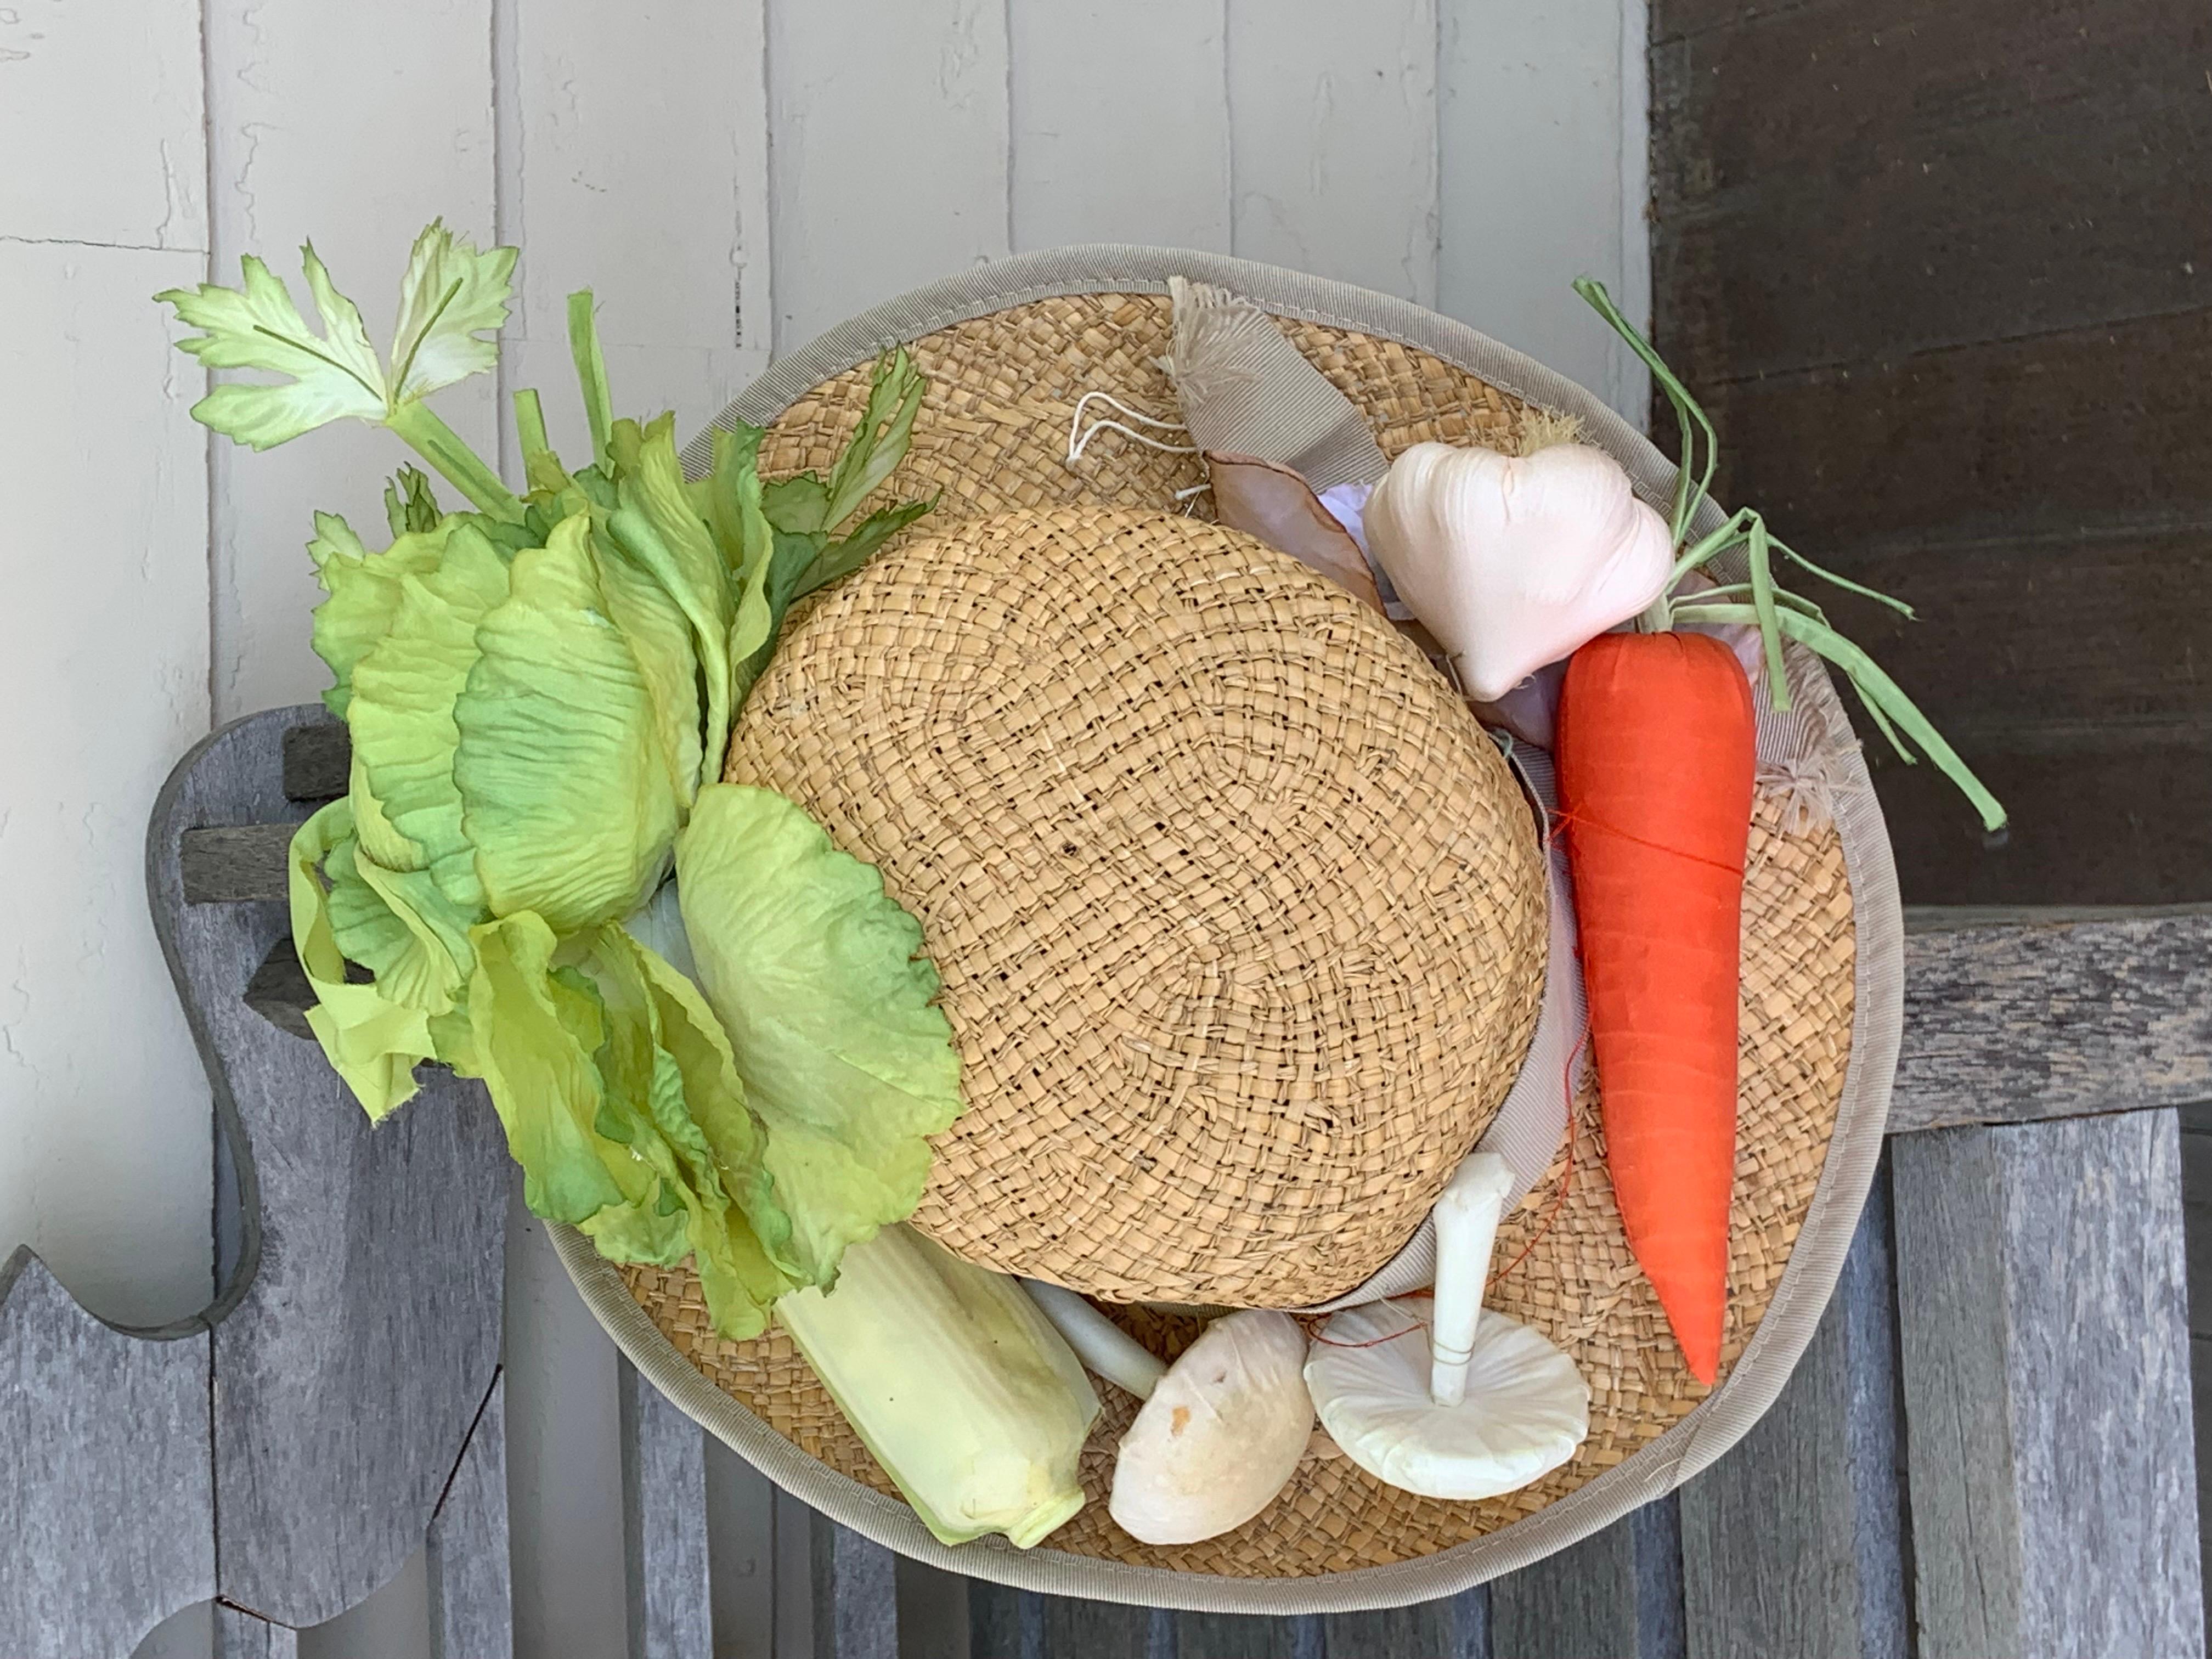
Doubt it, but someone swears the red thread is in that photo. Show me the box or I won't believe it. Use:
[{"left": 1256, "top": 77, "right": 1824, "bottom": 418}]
[
  {"left": 1549, "top": 806, "right": 1745, "bottom": 878},
  {"left": 1311, "top": 1312, "right": 1430, "bottom": 1351}
]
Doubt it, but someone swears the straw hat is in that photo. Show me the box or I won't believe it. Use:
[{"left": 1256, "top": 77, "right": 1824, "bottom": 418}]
[{"left": 555, "top": 248, "right": 1901, "bottom": 1611}]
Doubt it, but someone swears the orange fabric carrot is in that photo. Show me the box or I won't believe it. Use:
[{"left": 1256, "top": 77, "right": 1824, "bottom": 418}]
[{"left": 1556, "top": 632, "right": 1755, "bottom": 1385}]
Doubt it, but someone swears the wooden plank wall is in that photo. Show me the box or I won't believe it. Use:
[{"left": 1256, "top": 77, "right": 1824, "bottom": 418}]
[
  {"left": 1647, "top": 0, "right": 2212, "bottom": 906},
  {"left": 1652, "top": 6, "right": 2212, "bottom": 1652}
]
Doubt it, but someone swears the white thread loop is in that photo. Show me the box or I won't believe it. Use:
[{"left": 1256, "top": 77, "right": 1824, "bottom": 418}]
[{"left": 1065, "top": 391, "right": 1200, "bottom": 465}]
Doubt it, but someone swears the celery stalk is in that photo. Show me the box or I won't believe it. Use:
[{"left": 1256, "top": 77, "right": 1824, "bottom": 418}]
[{"left": 775, "top": 1225, "right": 1101, "bottom": 1548}]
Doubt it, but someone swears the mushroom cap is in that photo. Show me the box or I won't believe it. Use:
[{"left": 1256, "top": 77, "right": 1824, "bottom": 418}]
[
  {"left": 1108, "top": 1309, "right": 1313, "bottom": 1545},
  {"left": 1304, "top": 1296, "right": 1589, "bottom": 1502}
]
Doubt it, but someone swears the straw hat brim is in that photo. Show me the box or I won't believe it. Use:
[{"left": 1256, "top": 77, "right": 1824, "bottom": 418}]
[{"left": 554, "top": 247, "right": 1901, "bottom": 1611}]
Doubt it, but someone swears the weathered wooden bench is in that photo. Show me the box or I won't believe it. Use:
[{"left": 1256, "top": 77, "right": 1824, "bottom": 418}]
[{"left": 4, "top": 704, "right": 2205, "bottom": 1657}]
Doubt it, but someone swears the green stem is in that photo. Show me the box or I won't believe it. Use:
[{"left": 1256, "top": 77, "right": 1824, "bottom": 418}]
[
  {"left": 567, "top": 290, "right": 614, "bottom": 472},
  {"left": 513, "top": 387, "right": 550, "bottom": 459},
  {"left": 1575, "top": 276, "right": 1718, "bottom": 545},
  {"left": 1672, "top": 603, "right": 2006, "bottom": 831},
  {"left": 385, "top": 401, "right": 522, "bottom": 522},
  {"left": 1745, "top": 516, "right": 1792, "bottom": 713},
  {"left": 1767, "top": 534, "right": 1917, "bottom": 618}
]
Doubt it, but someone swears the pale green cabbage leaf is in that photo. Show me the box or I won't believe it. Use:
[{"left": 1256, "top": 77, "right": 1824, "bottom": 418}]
[{"left": 675, "top": 785, "right": 963, "bottom": 1286}]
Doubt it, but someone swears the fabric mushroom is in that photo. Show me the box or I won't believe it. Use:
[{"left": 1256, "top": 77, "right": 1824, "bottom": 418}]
[
  {"left": 1363, "top": 440, "right": 1675, "bottom": 703},
  {"left": 1024, "top": 1282, "right": 1314, "bottom": 1545},
  {"left": 1304, "top": 1153, "right": 1589, "bottom": 1501}
]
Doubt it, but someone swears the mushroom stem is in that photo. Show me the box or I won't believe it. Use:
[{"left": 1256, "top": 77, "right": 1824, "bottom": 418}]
[
  {"left": 1427, "top": 1154, "right": 1517, "bottom": 1408},
  {"left": 1022, "top": 1280, "right": 1170, "bottom": 1400}
]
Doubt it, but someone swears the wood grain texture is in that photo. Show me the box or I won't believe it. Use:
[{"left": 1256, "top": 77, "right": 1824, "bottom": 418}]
[
  {"left": 213, "top": 1606, "right": 300, "bottom": 1659},
  {"left": 242, "top": 939, "right": 317, "bottom": 1043},
  {"left": 891, "top": 1556, "right": 973, "bottom": 1659},
  {"left": 281, "top": 724, "right": 349, "bottom": 803},
  {"left": 1680, "top": 1260, "right": 1863, "bottom": 1658},
  {"left": 1225, "top": 0, "right": 1438, "bottom": 306},
  {"left": 1437, "top": 0, "right": 1649, "bottom": 416},
  {"left": 1322, "top": 1599, "right": 1463, "bottom": 1658},
  {"left": 1894, "top": 1115, "right": 2205, "bottom": 1657},
  {"left": 1007, "top": 0, "right": 1231, "bottom": 254},
  {"left": 149, "top": 708, "right": 512, "bottom": 1629},
  {"left": 0, "top": 0, "right": 205, "bottom": 247},
  {"left": 202, "top": 0, "right": 498, "bottom": 722},
  {"left": 2002, "top": 1113, "right": 2204, "bottom": 1656},
  {"left": 1176, "top": 1611, "right": 1319, "bottom": 1659},
  {"left": 964, "top": 1580, "right": 1031, "bottom": 1659},
  {"left": 0, "top": 1251, "right": 215, "bottom": 1659},
  {"left": 494, "top": 0, "right": 771, "bottom": 475},
  {"left": 1871, "top": 742, "right": 2212, "bottom": 910},
  {"left": 620, "top": 1359, "right": 714, "bottom": 1659},
  {"left": 810, "top": 1517, "right": 898, "bottom": 1659},
  {"left": 427, "top": 1372, "right": 515, "bottom": 1659},
  {"left": 1894, "top": 910, "right": 2212, "bottom": 1132},
  {"left": 4, "top": 238, "right": 215, "bottom": 1330},
  {"left": 766, "top": 0, "right": 1010, "bottom": 351},
  {"left": 1837, "top": 1156, "right": 1911, "bottom": 1658},
  {"left": 1490, "top": 1511, "right": 1638, "bottom": 1658},
  {"left": 702, "top": 1437, "right": 783, "bottom": 1659},
  {"left": 1649, "top": 0, "right": 2212, "bottom": 381},
  {"left": 180, "top": 825, "right": 298, "bottom": 905},
  {"left": 1690, "top": 311, "right": 2212, "bottom": 554},
  {"left": 1045, "top": 1595, "right": 1157, "bottom": 1659}
]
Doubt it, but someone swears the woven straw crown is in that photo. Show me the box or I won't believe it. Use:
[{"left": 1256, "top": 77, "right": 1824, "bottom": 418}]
[{"left": 727, "top": 505, "right": 1548, "bottom": 1307}]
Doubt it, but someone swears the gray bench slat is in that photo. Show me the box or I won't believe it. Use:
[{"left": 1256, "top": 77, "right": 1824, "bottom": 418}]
[
  {"left": 968, "top": 1581, "right": 1156, "bottom": 1658},
  {"left": 179, "top": 823, "right": 297, "bottom": 904},
  {"left": 427, "top": 1369, "right": 515, "bottom": 1659},
  {"left": 149, "top": 708, "right": 513, "bottom": 1629},
  {"left": 1323, "top": 1595, "right": 1473, "bottom": 1657},
  {"left": 281, "top": 720, "right": 349, "bottom": 802},
  {"left": 1492, "top": 1500, "right": 1683, "bottom": 1659},
  {"left": 1176, "top": 1611, "right": 1322, "bottom": 1657},
  {"left": 1895, "top": 908, "right": 2212, "bottom": 1131},
  {"left": 211, "top": 1605, "right": 298, "bottom": 1658},
  {"left": 0, "top": 1251, "right": 215, "bottom": 1659},
  {"left": 620, "top": 1357, "right": 714, "bottom": 1659},
  {"left": 811, "top": 1517, "right": 898, "bottom": 1659},
  {"left": 1677, "top": 1156, "right": 1910, "bottom": 1659},
  {"left": 1894, "top": 1112, "right": 2205, "bottom": 1658}
]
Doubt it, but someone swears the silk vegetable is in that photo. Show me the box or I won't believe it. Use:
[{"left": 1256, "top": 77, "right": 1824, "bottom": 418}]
[{"left": 1553, "top": 281, "right": 2004, "bottom": 1384}]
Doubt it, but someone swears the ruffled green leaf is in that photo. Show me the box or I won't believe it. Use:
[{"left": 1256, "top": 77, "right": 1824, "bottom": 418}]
[
  {"left": 588, "top": 519, "right": 705, "bottom": 810},
  {"left": 307, "top": 516, "right": 450, "bottom": 719},
  {"left": 579, "top": 927, "right": 795, "bottom": 1335},
  {"left": 675, "top": 785, "right": 963, "bottom": 1286},
  {"left": 466, "top": 911, "right": 635, "bottom": 1224},
  {"left": 454, "top": 515, "right": 683, "bottom": 932},
  {"left": 344, "top": 519, "right": 511, "bottom": 908},
  {"left": 323, "top": 835, "right": 475, "bottom": 1015},
  {"left": 288, "top": 800, "right": 437, "bottom": 1121}
]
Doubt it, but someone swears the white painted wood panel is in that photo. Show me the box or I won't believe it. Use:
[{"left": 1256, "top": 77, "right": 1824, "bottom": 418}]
[
  {"left": 1438, "top": 0, "right": 1652, "bottom": 422},
  {"left": 494, "top": 0, "right": 773, "bottom": 473},
  {"left": 1225, "top": 0, "right": 1441, "bottom": 305},
  {"left": 0, "top": 0, "right": 205, "bottom": 250},
  {"left": 1007, "top": 0, "right": 1232, "bottom": 254},
  {"left": 0, "top": 257, "right": 211, "bottom": 1328},
  {"left": 202, "top": 0, "right": 498, "bottom": 723},
  {"left": 766, "top": 0, "right": 1010, "bottom": 350}
]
